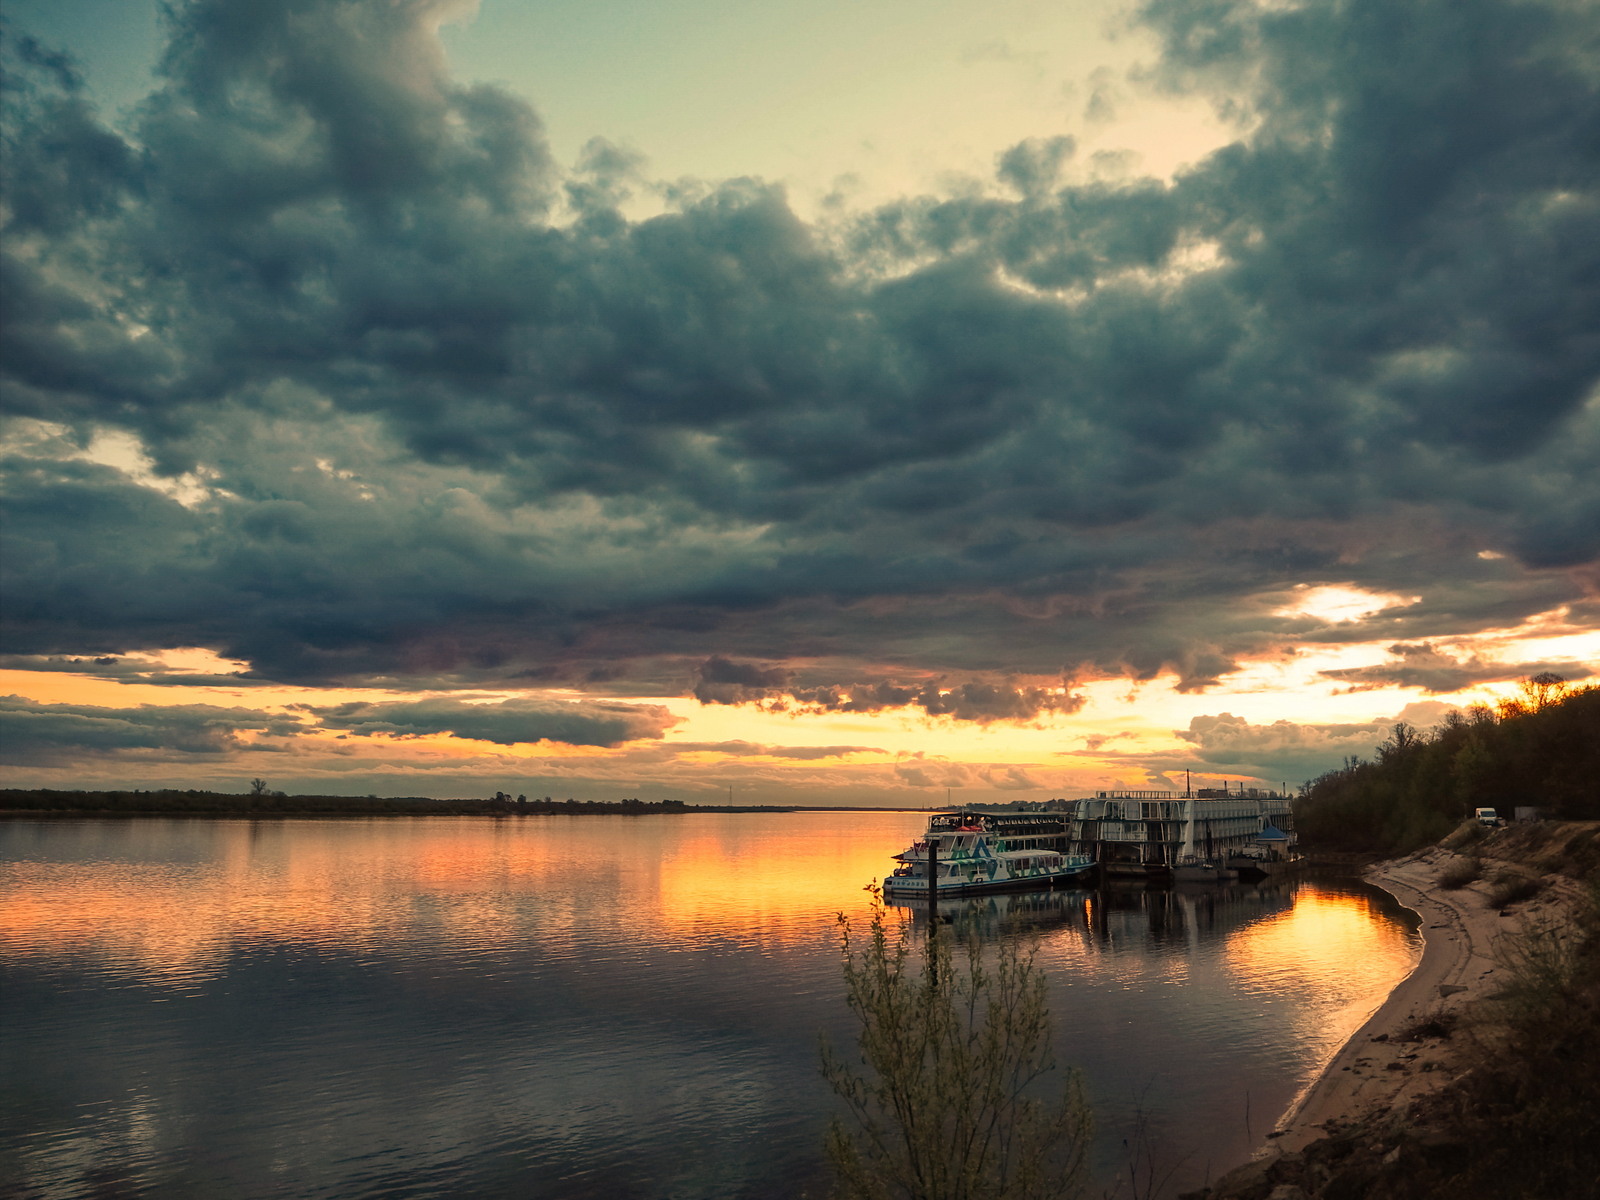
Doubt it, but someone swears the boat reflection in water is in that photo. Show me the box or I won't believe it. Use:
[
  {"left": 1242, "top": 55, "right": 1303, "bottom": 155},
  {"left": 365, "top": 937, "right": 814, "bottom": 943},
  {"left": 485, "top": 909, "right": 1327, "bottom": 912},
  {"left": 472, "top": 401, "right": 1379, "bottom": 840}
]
[
  {"left": 881, "top": 873, "right": 1414, "bottom": 1190},
  {"left": 883, "top": 876, "right": 1299, "bottom": 949},
  {"left": 886, "top": 881, "right": 1094, "bottom": 933}
]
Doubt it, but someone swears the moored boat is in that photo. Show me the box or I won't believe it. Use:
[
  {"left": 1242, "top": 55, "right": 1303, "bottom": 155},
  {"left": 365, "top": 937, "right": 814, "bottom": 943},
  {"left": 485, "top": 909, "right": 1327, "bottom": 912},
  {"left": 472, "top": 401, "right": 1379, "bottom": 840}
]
[
  {"left": 1172, "top": 855, "right": 1237, "bottom": 883},
  {"left": 882, "top": 810, "right": 1096, "bottom": 896},
  {"left": 1059, "top": 787, "right": 1297, "bottom": 879}
]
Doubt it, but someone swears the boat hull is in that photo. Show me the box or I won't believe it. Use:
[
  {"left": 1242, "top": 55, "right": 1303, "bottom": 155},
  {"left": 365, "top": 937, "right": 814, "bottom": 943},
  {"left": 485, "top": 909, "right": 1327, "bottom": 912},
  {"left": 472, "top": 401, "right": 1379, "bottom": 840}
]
[
  {"left": 1172, "top": 863, "right": 1239, "bottom": 883},
  {"left": 1229, "top": 854, "right": 1305, "bottom": 878},
  {"left": 1101, "top": 861, "right": 1169, "bottom": 878},
  {"left": 882, "top": 863, "right": 1095, "bottom": 897}
]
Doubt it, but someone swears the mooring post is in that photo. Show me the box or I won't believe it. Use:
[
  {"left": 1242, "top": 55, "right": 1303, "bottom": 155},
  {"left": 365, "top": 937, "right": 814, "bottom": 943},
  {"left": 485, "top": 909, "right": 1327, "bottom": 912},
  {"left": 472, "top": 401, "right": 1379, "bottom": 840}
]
[{"left": 925, "top": 834, "right": 940, "bottom": 933}]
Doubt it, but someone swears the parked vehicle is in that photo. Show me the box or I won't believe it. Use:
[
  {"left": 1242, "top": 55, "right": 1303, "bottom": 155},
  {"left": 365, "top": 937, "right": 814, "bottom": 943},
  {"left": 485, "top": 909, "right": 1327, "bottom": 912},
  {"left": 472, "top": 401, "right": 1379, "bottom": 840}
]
[{"left": 1474, "top": 807, "right": 1502, "bottom": 827}]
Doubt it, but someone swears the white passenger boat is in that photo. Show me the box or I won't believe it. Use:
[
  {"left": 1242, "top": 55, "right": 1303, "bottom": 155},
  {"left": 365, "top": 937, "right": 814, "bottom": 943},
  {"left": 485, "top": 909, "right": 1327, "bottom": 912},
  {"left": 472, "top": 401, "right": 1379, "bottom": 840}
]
[
  {"left": 1059, "top": 787, "right": 1297, "bottom": 878},
  {"left": 882, "top": 810, "right": 1096, "bottom": 896}
]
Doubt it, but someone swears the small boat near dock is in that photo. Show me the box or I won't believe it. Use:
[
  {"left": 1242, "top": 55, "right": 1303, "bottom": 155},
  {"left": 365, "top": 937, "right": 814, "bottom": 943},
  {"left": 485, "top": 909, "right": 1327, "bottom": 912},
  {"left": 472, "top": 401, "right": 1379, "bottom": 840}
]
[
  {"left": 1227, "top": 826, "right": 1304, "bottom": 877},
  {"left": 1172, "top": 856, "right": 1237, "bottom": 883}
]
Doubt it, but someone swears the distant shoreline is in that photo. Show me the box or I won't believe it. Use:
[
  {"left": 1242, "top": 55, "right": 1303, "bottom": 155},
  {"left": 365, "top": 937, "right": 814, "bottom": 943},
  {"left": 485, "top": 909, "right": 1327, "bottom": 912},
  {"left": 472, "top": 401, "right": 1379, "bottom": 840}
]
[{"left": 0, "top": 789, "right": 931, "bottom": 818}]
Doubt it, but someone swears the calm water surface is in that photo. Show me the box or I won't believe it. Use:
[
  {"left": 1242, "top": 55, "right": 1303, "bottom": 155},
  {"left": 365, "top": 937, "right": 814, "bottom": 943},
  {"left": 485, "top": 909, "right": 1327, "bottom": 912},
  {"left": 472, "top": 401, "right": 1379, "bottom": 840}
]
[{"left": 0, "top": 813, "right": 1419, "bottom": 1199}]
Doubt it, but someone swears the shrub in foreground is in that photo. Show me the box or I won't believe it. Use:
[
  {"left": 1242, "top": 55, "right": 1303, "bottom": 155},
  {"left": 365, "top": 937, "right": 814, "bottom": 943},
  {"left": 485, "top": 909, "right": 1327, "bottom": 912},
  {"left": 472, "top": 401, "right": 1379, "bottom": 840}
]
[{"left": 821, "top": 899, "right": 1091, "bottom": 1200}]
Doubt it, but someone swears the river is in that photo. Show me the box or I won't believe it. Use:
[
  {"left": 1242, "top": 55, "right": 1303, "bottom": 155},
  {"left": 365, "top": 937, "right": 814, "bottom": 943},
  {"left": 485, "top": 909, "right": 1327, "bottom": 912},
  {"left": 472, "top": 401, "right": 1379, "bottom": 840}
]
[{"left": 0, "top": 812, "right": 1419, "bottom": 1199}]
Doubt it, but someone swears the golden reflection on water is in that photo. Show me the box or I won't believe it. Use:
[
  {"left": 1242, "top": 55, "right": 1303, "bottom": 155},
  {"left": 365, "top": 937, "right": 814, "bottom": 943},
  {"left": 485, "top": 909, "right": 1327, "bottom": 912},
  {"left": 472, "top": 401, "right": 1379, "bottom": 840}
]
[
  {"left": 0, "top": 815, "right": 1420, "bottom": 1063},
  {"left": 1224, "top": 882, "right": 1421, "bottom": 1058},
  {"left": 0, "top": 814, "right": 926, "bottom": 981},
  {"left": 3, "top": 816, "right": 1424, "bottom": 1200}
]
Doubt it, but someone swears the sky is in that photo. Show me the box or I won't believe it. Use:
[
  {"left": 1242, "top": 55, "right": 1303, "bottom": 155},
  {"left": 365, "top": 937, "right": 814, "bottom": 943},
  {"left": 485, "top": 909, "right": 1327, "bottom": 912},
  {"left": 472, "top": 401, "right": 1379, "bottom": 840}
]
[{"left": 1, "top": 0, "right": 1597, "bottom": 805}]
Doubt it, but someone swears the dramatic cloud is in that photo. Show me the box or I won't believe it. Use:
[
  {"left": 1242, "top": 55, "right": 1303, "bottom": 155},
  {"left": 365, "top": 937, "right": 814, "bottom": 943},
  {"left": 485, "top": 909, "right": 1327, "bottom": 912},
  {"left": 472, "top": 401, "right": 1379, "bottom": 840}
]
[
  {"left": 0, "top": 694, "right": 301, "bottom": 763},
  {"left": 691, "top": 656, "right": 791, "bottom": 705},
  {"left": 0, "top": 691, "right": 674, "bottom": 767},
  {"left": 1174, "top": 712, "right": 1390, "bottom": 782},
  {"left": 691, "top": 656, "right": 1087, "bottom": 723},
  {"left": 0, "top": 652, "right": 259, "bottom": 687},
  {"left": 891, "top": 756, "right": 1042, "bottom": 791},
  {"left": 785, "top": 679, "right": 1086, "bottom": 723},
  {"left": 1320, "top": 643, "right": 1597, "bottom": 694},
  {"left": 310, "top": 696, "right": 677, "bottom": 747},
  {"left": 2, "top": 0, "right": 1598, "bottom": 793},
  {"left": 670, "top": 741, "right": 880, "bottom": 760}
]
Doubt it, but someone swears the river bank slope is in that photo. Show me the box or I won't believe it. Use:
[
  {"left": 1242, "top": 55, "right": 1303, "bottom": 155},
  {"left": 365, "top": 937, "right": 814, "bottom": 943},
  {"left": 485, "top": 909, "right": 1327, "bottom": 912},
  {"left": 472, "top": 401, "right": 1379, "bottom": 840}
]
[{"left": 1185, "top": 820, "right": 1600, "bottom": 1200}]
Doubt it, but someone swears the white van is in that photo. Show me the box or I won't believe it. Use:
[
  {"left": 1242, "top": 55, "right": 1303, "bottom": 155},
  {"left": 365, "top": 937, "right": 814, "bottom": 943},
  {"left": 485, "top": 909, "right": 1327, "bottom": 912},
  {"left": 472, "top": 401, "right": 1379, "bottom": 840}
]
[{"left": 1474, "top": 807, "right": 1501, "bottom": 827}]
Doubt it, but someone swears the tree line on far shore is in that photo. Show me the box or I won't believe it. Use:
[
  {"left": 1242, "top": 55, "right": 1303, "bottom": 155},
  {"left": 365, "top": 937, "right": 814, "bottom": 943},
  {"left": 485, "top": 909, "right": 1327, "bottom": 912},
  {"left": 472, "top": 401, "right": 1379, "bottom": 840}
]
[
  {"left": 0, "top": 789, "right": 694, "bottom": 816},
  {"left": 1295, "top": 676, "right": 1600, "bottom": 853}
]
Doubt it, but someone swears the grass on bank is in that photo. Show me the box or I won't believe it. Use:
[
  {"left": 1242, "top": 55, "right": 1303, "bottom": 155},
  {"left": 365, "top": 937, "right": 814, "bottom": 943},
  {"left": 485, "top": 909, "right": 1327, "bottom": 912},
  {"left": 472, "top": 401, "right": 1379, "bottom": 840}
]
[
  {"left": 1482, "top": 869, "right": 1543, "bottom": 909},
  {"left": 1436, "top": 857, "right": 1481, "bottom": 890}
]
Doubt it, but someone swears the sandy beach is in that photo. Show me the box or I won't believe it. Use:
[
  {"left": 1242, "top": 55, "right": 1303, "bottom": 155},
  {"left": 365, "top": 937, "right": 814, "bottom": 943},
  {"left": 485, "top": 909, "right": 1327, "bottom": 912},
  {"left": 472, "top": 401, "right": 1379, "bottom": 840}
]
[
  {"left": 1190, "top": 835, "right": 1589, "bottom": 1200},
  {"left": 1184, "top": 820, "right": 1600, "bottom": 1200},
  {"left": 1262, "top": 853, "right": 1485, "bottom": 1150}
]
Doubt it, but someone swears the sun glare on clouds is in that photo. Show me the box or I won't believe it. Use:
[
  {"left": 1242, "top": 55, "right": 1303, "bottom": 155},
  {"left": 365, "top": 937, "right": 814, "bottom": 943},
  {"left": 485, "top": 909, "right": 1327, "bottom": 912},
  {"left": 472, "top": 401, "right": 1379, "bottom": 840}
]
[{"left": 1275, "top": 585, "right": 1422, "bottom": 625}]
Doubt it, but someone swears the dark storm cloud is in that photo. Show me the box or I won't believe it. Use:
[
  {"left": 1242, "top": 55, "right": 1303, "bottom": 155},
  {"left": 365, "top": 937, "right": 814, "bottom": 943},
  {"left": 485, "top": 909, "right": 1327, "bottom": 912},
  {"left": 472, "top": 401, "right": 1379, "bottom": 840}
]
[
  {"left": 2, "top": 0, "right": 1598, "bottom": 713},
  {"left": 0, "top": 690, "right": 674, "bottom": 764},
  {"left": 690, "top": 656, "right": 791, "bottom": 705},
  {"left": 0, "top": 694, "right": 301, "bottom": 762},
  {"left": 309, "top": 697, "right": 676, "bottom": 747},
  {"left": 1319, "top": 643, "right": 1595, "bottom": 694},
  {"left": 786, "top": 679, "right": 1087, "bottom": 723},
  {"left": 691, "top": 656, "right": 1085, "bottom": 722},
  {"left": 0, "top": 654, "right": 259, "bottom": 687},
  {"left": 686, "top": 649, "right": 1079, "bottom": 722}
]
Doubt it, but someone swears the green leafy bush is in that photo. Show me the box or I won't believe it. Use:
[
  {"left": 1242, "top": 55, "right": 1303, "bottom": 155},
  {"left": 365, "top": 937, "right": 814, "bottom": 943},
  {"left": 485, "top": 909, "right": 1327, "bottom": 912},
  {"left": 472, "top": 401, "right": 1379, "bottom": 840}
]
[{"left": 821, "top": 899, "right": 1092, "bottom": 1200}]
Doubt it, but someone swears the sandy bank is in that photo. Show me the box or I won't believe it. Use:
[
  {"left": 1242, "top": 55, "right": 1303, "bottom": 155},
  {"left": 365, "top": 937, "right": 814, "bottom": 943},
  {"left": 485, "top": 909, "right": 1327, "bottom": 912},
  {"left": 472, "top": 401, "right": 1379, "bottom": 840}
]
[
  {"left": 1268, "top": 850, "right": 1512, "bottom": 1152},
  {"left": 1185, "top": 827, "right": 1596, "bottom": 1199}
]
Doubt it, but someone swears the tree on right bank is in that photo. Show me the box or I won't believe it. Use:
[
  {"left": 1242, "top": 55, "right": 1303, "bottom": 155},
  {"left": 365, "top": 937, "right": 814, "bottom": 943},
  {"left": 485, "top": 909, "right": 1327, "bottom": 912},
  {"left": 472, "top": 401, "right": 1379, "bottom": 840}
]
[{"left": 1294, "top": 679, "right": 1600, "bottom": 855}]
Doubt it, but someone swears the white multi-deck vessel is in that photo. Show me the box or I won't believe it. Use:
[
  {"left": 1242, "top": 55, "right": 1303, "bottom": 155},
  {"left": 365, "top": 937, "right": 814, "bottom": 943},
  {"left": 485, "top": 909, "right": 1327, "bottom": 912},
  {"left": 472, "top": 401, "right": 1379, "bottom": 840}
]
[
  {"left": 882, "top": 810, "right": 1096, "bottom": 897},
  {"left": 1059, "top": 788, "right": 1297, "bottom": 878}
]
